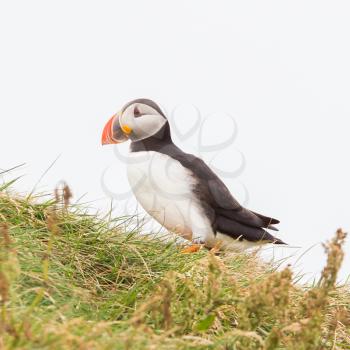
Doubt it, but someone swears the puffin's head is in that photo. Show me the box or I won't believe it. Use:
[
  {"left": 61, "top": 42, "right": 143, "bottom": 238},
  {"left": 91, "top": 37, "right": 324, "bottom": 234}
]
[{"left": 101, "top": 99, "right": 168, "bottom": 145}]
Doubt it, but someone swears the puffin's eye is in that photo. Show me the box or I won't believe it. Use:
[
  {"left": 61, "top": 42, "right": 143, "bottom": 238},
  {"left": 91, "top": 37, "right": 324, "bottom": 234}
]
[{"left": 134, "top": 106, "right": 141, "bottom": 117}]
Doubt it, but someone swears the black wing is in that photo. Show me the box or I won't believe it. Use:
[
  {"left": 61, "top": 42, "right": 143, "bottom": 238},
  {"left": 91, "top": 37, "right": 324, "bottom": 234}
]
[{"left": 169, "top": 150, "right": 283, "bottom": 243}]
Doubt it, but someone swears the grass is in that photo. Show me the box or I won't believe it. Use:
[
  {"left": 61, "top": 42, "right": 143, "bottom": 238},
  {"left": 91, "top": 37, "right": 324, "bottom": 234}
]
[{"left": 0, "top": 181, "right": 349, "bottom": 349}]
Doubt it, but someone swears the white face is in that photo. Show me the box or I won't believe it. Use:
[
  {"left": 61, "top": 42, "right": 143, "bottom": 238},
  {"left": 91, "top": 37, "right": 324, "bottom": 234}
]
[{"left": 119, "top": 102, "right": 167, "bottom": 141}]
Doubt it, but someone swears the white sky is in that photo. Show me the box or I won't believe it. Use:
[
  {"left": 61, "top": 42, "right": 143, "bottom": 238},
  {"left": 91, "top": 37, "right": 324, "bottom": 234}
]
[{"left": 1, "top": 1, "right": 349, "bottom": 282}]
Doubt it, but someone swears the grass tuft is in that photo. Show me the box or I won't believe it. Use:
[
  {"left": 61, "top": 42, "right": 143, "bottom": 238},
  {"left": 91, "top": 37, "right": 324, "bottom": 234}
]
[{"left": 0, "top": 181, "right": 349, "bottom": 349}]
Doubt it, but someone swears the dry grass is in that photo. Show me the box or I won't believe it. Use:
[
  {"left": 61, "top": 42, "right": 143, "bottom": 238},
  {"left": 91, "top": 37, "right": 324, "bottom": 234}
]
[{"left": 0, "top": 182, "right": 349, "bottom": 349}]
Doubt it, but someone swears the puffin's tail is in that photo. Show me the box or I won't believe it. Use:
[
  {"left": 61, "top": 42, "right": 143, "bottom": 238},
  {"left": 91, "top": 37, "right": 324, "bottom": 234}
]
[
  {"left": 272, "top": 237, "right": 287, "bottom": 245},
  {"left": 251, "top": 210, "right": 280, "bottom": 227}
]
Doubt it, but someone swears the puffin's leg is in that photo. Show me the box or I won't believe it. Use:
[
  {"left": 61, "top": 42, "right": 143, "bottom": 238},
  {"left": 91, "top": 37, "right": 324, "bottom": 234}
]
[
  {"left": 181, "top": 235, "right": 206, "bottom": 254},
  {"left": 181, "top": 244, "right": 202, "bottom": 253}
]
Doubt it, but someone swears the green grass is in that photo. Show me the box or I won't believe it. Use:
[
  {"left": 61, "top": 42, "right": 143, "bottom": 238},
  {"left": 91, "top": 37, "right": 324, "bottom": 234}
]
[{"left": 0, "top": 182, "right": 349, "bottom": 349}]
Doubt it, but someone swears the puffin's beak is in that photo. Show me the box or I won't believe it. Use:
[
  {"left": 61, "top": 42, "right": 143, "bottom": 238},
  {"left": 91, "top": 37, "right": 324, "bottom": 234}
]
[{"left": 101, "top": 113, "right": 129, "bottom": 145}]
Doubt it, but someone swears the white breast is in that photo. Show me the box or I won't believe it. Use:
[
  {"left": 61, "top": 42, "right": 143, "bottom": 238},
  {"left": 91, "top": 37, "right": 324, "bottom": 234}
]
[{"left": 126, "top": 151, "right": 214, "bottom": 241}]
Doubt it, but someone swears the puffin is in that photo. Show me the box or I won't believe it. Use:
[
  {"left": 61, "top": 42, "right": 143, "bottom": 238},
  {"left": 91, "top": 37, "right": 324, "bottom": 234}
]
[{"left": 101, "top": 98, "right": 286, "bottom": 251}]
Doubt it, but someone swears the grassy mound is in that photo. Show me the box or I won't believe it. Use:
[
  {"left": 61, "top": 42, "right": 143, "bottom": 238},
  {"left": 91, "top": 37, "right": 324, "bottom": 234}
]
[{"left": 0, "top": 183, "right": 349, "bottom": 349}]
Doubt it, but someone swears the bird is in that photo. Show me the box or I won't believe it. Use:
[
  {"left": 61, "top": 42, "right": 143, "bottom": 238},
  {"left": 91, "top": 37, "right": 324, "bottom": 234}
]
[{"left": 101, "top": 98, "right": 286, "bottom": 252}]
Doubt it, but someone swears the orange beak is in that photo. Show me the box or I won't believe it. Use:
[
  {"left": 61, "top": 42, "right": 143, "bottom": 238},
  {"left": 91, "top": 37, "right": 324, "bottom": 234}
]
[{"left": 101, "top": 113, "right": 128, "bottom": 145}]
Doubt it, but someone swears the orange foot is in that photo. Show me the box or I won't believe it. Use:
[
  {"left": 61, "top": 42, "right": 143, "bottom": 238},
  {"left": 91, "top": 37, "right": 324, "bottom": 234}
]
[{"left": 181, "top": 244, "right": 202, "bottom": 254}]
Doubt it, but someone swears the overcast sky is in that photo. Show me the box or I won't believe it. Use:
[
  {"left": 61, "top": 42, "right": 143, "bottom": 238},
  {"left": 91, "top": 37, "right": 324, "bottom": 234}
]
[{"left": 1, "top": 1, "right": 349, "bottom": 282}]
